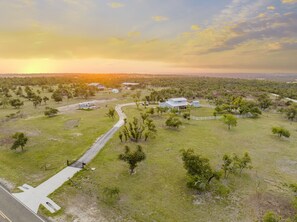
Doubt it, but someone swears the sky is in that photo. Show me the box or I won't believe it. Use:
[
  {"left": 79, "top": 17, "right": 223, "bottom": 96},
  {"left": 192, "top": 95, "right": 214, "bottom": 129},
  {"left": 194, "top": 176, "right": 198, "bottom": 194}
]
[{"left": 0, "top": 0, "right": 297, "bottom": 74}]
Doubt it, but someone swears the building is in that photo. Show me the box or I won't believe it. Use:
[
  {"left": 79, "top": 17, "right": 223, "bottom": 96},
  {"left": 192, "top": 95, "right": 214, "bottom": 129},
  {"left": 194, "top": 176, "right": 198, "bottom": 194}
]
[
  {"left": 111, "top": 89, "right": 120, "bottom": 94},
  {"left": 122, "top": 82, "right": 140, "bottom": 86},
  {"left": 79, "top": 102, "right": 96, "bottom": 110},
  {"left": 159, "top": 97, "right": 189, "bottom": 109},
  {"left": 191, "top": 101, "right": 201, "bottom": 108},
  {"left": 88, "top": 83, "right": 105, "bottom": 90},
  {"left": 122, "top": 82, "right": 140, "bottom": 90}
]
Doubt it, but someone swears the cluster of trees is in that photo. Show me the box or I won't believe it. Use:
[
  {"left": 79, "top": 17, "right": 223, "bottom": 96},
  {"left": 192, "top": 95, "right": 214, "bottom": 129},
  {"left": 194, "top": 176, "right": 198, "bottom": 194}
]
[
  {"left": 119, "top": 117, "right": 157, "bottom": 143},
  {"left": 214, "top": 96, "right": 262, "bottom": 117},
  {"left": 181, "top": 149, "right": 252, "bottom": 192},
  {"left": 282, "top": 104, "right": 297, "bottom": 122}
]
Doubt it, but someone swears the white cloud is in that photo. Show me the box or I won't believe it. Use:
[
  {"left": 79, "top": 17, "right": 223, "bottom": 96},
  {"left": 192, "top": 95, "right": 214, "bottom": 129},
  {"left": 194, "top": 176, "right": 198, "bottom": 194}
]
[
  {"left": 107, "top": 2, "right": 125, "bottom": 8},
  {"left": 152, "top": 16, "right": 169, "bottom": 22}
]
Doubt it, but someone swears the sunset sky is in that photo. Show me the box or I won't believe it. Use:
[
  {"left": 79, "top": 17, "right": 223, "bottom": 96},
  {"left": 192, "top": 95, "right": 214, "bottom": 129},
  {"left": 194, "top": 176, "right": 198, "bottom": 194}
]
[{"left": 0, "top": 0, "right": 297, "bottom": 74}]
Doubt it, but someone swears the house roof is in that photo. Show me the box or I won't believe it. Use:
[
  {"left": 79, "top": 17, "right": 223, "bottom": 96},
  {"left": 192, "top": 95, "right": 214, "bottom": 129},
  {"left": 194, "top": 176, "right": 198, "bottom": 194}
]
[{"left": 169, "top": 97, "right": 187, "bottom": 102}]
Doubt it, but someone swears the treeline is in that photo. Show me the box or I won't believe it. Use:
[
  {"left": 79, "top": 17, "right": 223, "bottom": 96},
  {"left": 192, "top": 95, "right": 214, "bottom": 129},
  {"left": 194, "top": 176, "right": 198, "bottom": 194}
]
[{"left": 0, "top": 74, "right": 144, "bottom": 88}]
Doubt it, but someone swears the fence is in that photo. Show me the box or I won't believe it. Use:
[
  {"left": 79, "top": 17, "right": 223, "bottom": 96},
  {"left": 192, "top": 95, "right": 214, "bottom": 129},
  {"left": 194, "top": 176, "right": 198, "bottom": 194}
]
[{"left": 191, "top": 113, "right": 253, "bottom": 121}]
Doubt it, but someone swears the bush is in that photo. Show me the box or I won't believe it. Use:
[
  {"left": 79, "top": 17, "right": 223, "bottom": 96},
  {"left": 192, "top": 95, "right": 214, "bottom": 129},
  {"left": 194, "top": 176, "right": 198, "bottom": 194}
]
[
  {"left": 272, "top": 127, "right": 290, "bottom": 138},
  {"left": 262, "top": 211, "right": 281, "bottom": 222}
]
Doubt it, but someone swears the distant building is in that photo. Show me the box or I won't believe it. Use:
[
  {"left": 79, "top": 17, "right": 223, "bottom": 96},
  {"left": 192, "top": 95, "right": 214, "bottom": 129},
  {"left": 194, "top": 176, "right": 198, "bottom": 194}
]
[
  {"left": 122, "top": 82, "right": 140, "bottom": 86},
  {"left": 159, "top": 98, "right": 189, "bottom": 109},
  {"left": 79, "top": 102, "right": 96, "bottom": 110},
  {"left": 191, "top": 101, "right": 201, "bottom": 108},
  {"left": 111, "top": 89, "right": 120, "bottom": 94},
  {"left": 122, "top": 82, "right": 140, "bottom": 90},
  {"left": 88, "top": 83, "right": 105, "bottom": 90}
]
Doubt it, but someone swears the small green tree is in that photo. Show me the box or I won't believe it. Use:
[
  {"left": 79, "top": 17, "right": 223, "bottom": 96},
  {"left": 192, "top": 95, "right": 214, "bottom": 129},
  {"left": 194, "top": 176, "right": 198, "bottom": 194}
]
[
  {"left": 272, "top": 127, "right": 290, "bottom": 138},
  {"left": 11, "top": 132, "right": 28, "bottom": 152},
  {"left": 221, "top": 154, "right": 233, "bottom": 178},
  {"left": 106, "top": 108, "right": 116, "bottom": 120},
  {"left": 222, "top": 114, "right": 237, "bottom": 130},
  {"left": 165, "top": 116, "right": 182, "bottom": 129},
  {"left": 119, "top": 145, "right": 146, "bottom": 174},
  {"left": 233, "top": 152, "right": 252, "bottom": 175},
  {"left": 44, "top": 107, "right": 59, "bottom": 117},
  {"left": 43, "top": 96, "right": 49, "bottom": 105}
]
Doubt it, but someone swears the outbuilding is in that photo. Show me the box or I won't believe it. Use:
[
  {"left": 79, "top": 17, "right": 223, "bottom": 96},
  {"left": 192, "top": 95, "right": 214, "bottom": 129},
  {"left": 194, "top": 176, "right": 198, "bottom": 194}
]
[{"left": 79, "top": 102, "right": 96, "bottom": 110}]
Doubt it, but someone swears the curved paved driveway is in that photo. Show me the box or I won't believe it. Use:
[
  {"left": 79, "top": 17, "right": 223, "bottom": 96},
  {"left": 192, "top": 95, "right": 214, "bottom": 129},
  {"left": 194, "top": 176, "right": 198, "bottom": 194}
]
[{"left": 13, "top": 103, "right": 135, "bottom": 214}]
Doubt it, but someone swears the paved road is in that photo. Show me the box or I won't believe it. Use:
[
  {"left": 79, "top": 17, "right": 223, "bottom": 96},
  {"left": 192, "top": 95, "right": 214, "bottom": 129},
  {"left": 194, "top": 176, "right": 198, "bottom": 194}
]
[
  {"left": 0, "top": 185, "right": 45, "bottom": 222},
  {"left": 13, "top": 103, "right": 135, "bottom": 214}
]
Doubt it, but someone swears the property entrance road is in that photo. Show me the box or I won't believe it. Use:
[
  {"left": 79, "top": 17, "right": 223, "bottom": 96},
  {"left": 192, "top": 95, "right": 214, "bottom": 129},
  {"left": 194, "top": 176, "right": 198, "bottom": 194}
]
[
  {"left": 0, "top": 185, "right": 45, "bottom": 222},
  {"left": 13, "top": 103, "right": 135, "bottom": 214}
]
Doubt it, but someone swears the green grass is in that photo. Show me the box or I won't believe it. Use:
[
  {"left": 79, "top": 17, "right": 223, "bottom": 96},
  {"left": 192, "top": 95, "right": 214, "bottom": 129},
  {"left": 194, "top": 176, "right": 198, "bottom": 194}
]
[
  {"left": 190, "top": 107, "right": 215, "bottom": 117},
  {"left": 48, "top": 107, "right": 297, "bottom": 221},
  {"left": 0, "top": 86, "right": 132, "bottom": 187}
]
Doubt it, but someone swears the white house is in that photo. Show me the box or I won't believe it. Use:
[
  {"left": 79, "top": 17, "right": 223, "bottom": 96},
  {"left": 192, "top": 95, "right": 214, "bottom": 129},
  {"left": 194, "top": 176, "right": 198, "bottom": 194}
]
[
  {"left": 159, "top": 98, "right": 189, "bottom": 109},
  {"left": 111, "top": 89, "right": 120, "bottom": 94},
  {"left": 191, "top": 100, "right": 201, "bottom": 108},
  {"left": 79, "top": 102, "right": 96, "bottom": 110}
]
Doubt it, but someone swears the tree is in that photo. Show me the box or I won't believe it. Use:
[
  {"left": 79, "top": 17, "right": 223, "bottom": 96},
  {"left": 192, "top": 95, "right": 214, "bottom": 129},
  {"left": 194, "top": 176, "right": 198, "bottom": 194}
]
[
  {"left": 43, "top": 96, "right": 49, "bottom": 105},
  {"left": 140, "top": 113, "right": 149, "bottom": 123},
  {"left": 165, "top": 116, "right": 182, "bottom": 129},
  {"left": 272, "top": 127, "right": 290, "bottom": 138},
  {"left": 9, "top": 99, "right": 24, "bottom": 109},
  {"left": 146, "top": 107, "right": 155, "bottom": 115},
  {"left": 144, "top": 118, "right": 157, "bottom": 141},
  {"left": 181, "top": 149, "right": 220, "bottom": 191},
  {"left": 285, "top": 105, "right": 297, "bottom": 122},
  {"left": 51, "top": 91, "right": 63, "bottom": 102},
  {"left": 222, "top": 114, "right": 237, "bottom": 130},
  {"left": 233, "top": 152, "right": 252, "bottom": 175},
  {"left": 221, "top": 154, "right": 233, "bottom": 178},
  {"left": 182, "top": 112, "right": 191, "bottom": 120},
  {"left": 32, "top": 95, "right": 42, "bottom": 108},
  {"left": 119, "top": 145, "right": 146, "bottom": 174},
  {"left": 257, "top": 94, "right": 272, "bottom": 110},
  {"left": 11, "top": 132, "right": 28, "bottom": 152},
  {"left": 0, "top": 96, "right": 9, "bottom": 108},
  {"left": 106, "top": 108, "right": 116, "bottom": 120},
  {"left": 44, "top": 107, "right": 59, "bottom": 117}
]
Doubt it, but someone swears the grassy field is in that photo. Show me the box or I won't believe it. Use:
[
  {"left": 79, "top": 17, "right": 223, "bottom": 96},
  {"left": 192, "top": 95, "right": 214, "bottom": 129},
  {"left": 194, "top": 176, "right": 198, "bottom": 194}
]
[
  {"left": 48, "top": 106, "right": 297, "bottom": 222},
  {"left": 190, "top": 107, "right": 215, "bottom": 117},
  {"left": 0, "top": 86, "right": 133, "bottom": 188}
]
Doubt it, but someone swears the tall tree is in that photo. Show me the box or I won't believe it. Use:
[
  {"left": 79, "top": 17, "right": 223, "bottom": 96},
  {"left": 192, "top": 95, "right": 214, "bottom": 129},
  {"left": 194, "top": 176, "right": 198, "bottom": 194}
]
[
  {"left": 181, "top": 149, "right": 220, "bottom": 191},
  {"left": 11, "top": 132, "right": 28, "bottom": 152},
  {"left": 119, "top": 145, "right": 146, "bottom": 174},
  {"left": 222, "top": 114, "right": 237, "bottom": 130}
]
